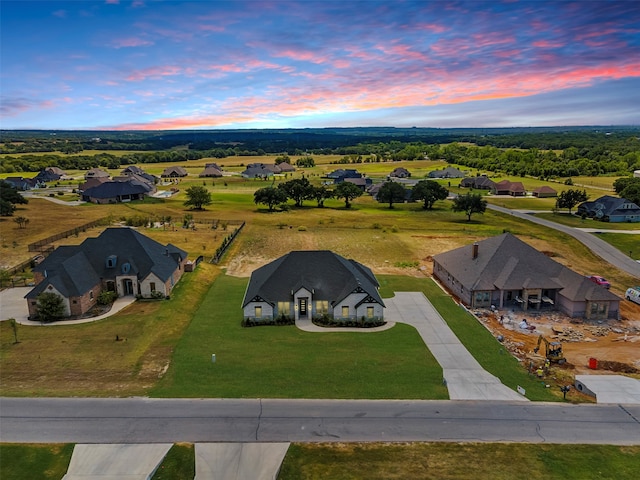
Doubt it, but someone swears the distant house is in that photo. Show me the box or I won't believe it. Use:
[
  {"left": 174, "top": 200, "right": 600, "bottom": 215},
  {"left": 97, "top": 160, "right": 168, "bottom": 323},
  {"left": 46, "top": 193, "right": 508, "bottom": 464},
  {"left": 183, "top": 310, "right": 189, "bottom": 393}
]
[
  {"left": 368, "top": 181, "right": 411, "bottom": 202},
  {"left": 199, "top": 165, "right": 224, "bottom": 177},
  {"left": 241, "top": 164, "right": 274, "bottom": 178},
  {"left": 35, "top": 168, "right": 64, "bottom": 183},
  {"left": 324, "top": 169, "right": 362, "bottom": 181},
  {"left": 577, "top": 195, "right": 640, "bottom": 223},
  {"left": 491, "top": 180, "right": 526, "bottom": 196},
  {"left": 84, "top": 168, "right": 110, "bottom": 180},
  {"left": 459, "top": 176, "right": 495, "bottom": 190},
  {"left": 390, "top": 167, "right": 411, "bottom": 178},
  {"left": 114, "top": 172, "right": 157, "bottom": 188},
  {"left": 78, "top": 176, "right": 109, "bottom": 193},
  {"left": 161, "top": 166, "right": 188, "bottom": 178},
  {"left": 25, "top": 227, "right": 188, "bottom": 319},
  {"left": 81, "top": 179, "right": 154, "bottom": 204},
  {"left": 634, "top": 170, "right": 640, "bottom": 178},
  {"left": 343, "top": 177, "right": 373, "bottom": 190},
  {"left": 432, "top": 233, "right": 620, "bottom": 320},
  {"left": 242, "top": 250, "right": 384, "bottom": 322},
  {"left": 428, "top": 167, "right": 465, "bottom": 179},
  {"left": 532, "top": 186, "right": 558, "bottom": 198},
  {"left": 4, "top": 176, "right": 42, "bottom": 191},
  {"left": 276, "top": 162, "right": 296, "bottom": 173},
  {"left": 120, "top": 166, "right": 157, "bottom": 185}
]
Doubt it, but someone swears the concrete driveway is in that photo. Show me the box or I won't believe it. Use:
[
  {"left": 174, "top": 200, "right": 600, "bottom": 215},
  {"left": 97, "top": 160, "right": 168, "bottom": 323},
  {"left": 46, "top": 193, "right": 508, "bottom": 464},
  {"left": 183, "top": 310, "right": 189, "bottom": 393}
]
[
  {"left": 385, "top": 292, "right": 527, "bottom": 401},
  {"left": 0, "top": 287, "right": 31, "bottom": 322}
]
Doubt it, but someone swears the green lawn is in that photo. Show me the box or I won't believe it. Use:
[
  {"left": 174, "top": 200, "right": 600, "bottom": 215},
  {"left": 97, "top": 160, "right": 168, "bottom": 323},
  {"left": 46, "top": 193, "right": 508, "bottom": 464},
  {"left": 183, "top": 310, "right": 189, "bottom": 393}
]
[
  {"left": 279, "top": 443, "right": 640, "bottom": 480},
  {"left": 151, "top": 274, "right": 556, "bottom": 401},
  {"left": 595, "top": 232, "right": 640, "bottom": 261},
  {"left": 150, "top": 443, "right": 195, "bottom": 480},
  {"left": 151, "top": 274, "right": 448, "bottom": 399},
  {"left": 0, "top": 444, "right": 73, "bottom": 480}
]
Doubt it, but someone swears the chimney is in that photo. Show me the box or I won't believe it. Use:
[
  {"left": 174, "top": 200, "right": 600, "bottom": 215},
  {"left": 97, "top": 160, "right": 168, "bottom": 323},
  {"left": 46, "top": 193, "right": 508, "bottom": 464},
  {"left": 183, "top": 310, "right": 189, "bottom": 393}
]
[{"left": 472, "top": 242, "right": 479, "bottom": 259}]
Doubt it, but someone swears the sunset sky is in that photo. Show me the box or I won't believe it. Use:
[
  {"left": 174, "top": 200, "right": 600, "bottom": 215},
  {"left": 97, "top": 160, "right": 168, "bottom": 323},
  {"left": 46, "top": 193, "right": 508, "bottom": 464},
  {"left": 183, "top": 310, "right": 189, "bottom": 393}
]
[{"left": 1, "top": 0, "right": 639, "bottom": 130}]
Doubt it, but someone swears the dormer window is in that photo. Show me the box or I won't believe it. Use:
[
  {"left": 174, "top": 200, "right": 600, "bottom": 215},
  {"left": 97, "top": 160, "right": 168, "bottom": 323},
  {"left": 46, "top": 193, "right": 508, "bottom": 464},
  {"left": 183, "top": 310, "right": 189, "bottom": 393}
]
[
  {"left": 121, "top": 262, "right": 131, "bottom": 274},
  {"left": 106, "top": 255, "right": 117, "bottom": 268}
]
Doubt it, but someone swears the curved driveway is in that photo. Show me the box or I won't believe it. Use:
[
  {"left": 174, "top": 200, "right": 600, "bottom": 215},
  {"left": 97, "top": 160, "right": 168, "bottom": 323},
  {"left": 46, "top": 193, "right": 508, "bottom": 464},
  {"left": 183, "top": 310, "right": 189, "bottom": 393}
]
[{"left": 488, "top": 204, "right": 640, "bottom": 278}]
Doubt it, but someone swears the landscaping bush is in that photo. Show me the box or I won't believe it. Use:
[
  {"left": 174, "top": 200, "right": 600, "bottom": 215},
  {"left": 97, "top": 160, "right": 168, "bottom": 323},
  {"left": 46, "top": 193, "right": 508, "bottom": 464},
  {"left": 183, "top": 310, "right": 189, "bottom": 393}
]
[{"left": 97, "top": 290, "right": 118, "bottom": 305}]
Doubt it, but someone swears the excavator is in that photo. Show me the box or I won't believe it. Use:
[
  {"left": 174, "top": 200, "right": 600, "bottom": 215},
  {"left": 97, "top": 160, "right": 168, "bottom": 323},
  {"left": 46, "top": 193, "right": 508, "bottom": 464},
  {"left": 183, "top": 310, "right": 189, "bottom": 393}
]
[{"left": 533, "top": 335, "right": 566, "bottom": 364}]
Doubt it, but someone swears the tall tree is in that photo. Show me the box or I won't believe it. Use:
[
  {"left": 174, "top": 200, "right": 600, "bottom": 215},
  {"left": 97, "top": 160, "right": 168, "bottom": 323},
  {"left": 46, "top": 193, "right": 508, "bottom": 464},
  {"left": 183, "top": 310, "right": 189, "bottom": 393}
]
[
  {"left": 452, "top": 193, "right": 487, "bottom": 221},
  {"left": 183, "top": 185, "right": 212, "bottom": 210},
  {"left": 333, "top": 182, "right": 363, "bottom": 208},
  {"left": 411, "top": 180, "right": 449, "bottom": 210},
  {"left": 556, "top": 189, "right": 588, "bottom": 214},
  {"left": 254, "top": 186, "right": 288, "bottom": 211},
  {"left": 278, "top": 178, "right": 314, "bottom": 207},
  {"left": 377, "top": 182, "right": 406, "bottom": 209},
  {"left": 312, "top": 185, "right": 333, "bottom": 207},
  {"left": 36, "top": 292, "right": 65, "bottom": 323},
  {"left": 0, "top": 180, "right": 28, "bottom": 216}
]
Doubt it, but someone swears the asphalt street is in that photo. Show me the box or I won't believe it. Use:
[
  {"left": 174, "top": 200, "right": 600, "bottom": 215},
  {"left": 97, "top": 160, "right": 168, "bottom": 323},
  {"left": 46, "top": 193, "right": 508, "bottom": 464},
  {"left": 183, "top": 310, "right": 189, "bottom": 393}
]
[
  {"left": 487, "top": 204, "right": 640, "bottom": 278},
  {"left": 2, "top": 398, "right": 639, "bottom": 445}
]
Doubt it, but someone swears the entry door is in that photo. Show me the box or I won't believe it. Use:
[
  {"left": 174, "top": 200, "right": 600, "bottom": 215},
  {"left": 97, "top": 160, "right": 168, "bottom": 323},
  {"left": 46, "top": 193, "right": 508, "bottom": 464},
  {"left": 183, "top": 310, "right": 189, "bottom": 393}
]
[
  {"left": 298, "top": 298, "right": 308, "bottom": 317},
  {"left": 123, "top": 279, "right": 134, "bottom": 295}
]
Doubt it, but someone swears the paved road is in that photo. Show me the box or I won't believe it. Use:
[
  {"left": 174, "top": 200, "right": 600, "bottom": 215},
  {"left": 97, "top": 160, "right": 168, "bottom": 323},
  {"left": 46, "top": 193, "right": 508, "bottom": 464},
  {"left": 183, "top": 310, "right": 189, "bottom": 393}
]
[
  {"left": 2, "top": 398, "right": 639, "bottom": 445},
  {"left": 488, "top": 204, "right": 640, "bottom": 278}
]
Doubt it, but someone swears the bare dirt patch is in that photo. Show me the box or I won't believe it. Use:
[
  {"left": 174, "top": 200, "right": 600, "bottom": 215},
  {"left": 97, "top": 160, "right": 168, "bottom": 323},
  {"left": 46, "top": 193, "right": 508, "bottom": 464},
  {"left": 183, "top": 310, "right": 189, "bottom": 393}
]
[{"left": 473, "top": 304, "right": 640, "bottom": 377}]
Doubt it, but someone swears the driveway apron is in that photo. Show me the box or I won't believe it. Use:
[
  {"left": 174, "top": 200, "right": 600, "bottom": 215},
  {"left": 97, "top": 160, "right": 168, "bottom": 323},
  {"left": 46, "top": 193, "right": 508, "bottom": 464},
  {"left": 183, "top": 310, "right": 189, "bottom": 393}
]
[{"left": 385, "top": 292, "right": 527, "bottom": 401}]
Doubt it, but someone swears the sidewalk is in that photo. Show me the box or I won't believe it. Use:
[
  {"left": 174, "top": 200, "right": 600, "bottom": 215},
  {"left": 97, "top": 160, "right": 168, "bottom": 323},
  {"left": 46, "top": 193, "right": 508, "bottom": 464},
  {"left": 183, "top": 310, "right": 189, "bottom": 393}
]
[{"left": 384, "top": 292, "right": 528, "bottom": 401}]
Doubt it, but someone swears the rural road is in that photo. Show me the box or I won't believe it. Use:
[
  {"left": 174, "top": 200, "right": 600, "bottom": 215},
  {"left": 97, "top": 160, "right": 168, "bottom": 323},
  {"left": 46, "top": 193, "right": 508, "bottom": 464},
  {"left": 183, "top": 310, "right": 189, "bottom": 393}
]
[
  {"left": 488, "top": 204, "right": 640, "bottom": 278},
  {"left": 2, "top": 397, "right": 639, "bottom": 445}
]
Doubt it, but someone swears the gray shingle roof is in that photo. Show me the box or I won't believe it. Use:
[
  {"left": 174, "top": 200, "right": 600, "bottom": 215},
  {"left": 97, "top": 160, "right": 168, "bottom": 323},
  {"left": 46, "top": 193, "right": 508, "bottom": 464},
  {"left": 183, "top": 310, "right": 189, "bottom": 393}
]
[
  {"left": 432, "top": 233, "right": 619, "bottom": 302},
  {"left": 242, "top": 251, "right": 383, "bottom": 307},
  {"left": 27, "top": 228, "right": 187, "bottom": 299}
]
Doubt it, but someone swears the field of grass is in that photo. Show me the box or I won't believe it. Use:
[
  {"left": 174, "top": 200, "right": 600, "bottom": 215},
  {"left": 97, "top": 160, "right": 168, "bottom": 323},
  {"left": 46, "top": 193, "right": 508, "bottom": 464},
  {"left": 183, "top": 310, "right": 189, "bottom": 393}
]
[
  {"left": 279, "top": 443, "right": 640, "bottom": 480},
  {"left": 0, "top": 443, "right": 74, "bottom": 480}
]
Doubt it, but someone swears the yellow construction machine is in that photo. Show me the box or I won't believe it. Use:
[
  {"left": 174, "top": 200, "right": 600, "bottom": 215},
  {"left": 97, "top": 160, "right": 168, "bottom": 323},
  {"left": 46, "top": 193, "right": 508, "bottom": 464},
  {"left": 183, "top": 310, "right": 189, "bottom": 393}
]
[{"left": 533, "top": 335, "right": 566, "bottom": 364}]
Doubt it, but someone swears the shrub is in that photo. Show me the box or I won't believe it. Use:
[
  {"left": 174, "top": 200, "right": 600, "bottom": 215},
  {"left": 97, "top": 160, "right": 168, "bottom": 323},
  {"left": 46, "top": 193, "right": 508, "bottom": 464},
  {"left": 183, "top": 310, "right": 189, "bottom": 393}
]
[
  {"left": 97, "top": 290, "right": 118, "bottom": 306},
  {"left": 298, "top": 226, "right": 307, "bottom": 231},
  {"left": 150, "top": 290, "right": 165, "bottom": 299}
]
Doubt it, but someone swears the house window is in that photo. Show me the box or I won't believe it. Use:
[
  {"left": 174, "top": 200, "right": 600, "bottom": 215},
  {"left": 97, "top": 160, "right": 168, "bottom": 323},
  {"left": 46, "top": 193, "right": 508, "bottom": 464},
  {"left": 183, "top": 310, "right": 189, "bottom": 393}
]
[
  {"left": 255, "top": 306, "right": 262, "bottom": 318},
  {"left": 277, "top": 301, "right": 290, "bottom": 316},
  {"left": 150, "top": 282, "right": 156, "bottom": 292},
  {"left": 90, "top": 291, "right": 93, "bottom": 299},
  {"left": 73, "top": 300, "right": 77, "bottom": 304},
  {"left": 31, "top": 301, "right": 36, "bottom": 306},
  {"left": 342, "top": 306, "right": 349, "bottom": 317},
  {"left": 316, "top": 300, "right": 328, "bottom": 314},
  {"left": 367, "top": 306, "right": 374, "bottom": 318}
]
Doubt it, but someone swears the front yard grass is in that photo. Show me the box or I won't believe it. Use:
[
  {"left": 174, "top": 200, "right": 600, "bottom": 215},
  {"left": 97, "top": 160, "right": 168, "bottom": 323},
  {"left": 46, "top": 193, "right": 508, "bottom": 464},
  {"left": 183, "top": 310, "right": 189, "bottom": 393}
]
[
  {"left": 150, "top": 274, "right": 448, "bottom": 399},
  {"left": 0, "top": 443, "right": 73, "bottom": 480}
]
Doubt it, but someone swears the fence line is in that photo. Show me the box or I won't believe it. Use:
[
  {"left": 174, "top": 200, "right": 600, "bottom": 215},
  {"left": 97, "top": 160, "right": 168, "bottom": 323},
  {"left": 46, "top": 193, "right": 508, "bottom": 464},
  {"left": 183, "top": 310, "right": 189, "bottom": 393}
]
[
  {"left": 27, "top": 217, "right": 110, "bottom": 253},
  {"left": 211, "top": 222, "right": 245, "bottom": 264}
]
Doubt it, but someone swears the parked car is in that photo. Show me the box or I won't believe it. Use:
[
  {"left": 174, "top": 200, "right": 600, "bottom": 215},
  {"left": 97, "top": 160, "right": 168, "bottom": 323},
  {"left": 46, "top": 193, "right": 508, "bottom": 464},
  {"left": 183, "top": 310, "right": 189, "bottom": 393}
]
[
  {"left": 626, "top": 286, "right": 640, "bottom": 305},
  {"left": 588, "top": 275, "right": 611, "bottom": 289}
]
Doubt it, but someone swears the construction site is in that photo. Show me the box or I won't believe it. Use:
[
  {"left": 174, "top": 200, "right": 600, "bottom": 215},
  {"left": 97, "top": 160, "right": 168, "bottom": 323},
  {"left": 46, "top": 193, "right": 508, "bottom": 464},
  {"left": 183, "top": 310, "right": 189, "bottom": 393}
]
[{"left": 473, "top": 299, "right": 640, "bottom": 391}]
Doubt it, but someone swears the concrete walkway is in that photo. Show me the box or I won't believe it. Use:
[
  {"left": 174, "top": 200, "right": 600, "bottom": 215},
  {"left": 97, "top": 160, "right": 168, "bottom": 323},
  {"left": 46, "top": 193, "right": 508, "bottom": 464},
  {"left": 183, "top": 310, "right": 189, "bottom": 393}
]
[
  {"left": 195, "top": 443, "right": 290, "bottom": 480},
  {"left": 62, "top": 444, "right": 172, "bottom": 480},
  {"left": 384, "top": 292, "right": 528, "bottom": 401},
  {"left": 295, "top": 316, "right": 395, "bottom": 332}
]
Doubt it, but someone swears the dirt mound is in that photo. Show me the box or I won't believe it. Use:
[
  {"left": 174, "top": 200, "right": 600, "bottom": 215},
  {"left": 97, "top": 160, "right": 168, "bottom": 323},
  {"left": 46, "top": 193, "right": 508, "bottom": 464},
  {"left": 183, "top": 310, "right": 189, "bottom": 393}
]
[{"left": 596, "top": 360, "right": 639, "bottom": 374}]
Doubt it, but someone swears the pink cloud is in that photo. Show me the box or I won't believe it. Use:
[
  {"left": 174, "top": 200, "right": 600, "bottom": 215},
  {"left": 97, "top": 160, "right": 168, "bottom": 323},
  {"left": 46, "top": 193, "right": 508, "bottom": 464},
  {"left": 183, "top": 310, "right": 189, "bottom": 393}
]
[
  {"left": 126, "top": 65, "right": 183, "bottom": 81},
  {"left": 533, "top": 40, "right": 565, "bottom": 49},
  {"left": 110, "top": 37, "right": 154, "bottom": 48}
]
